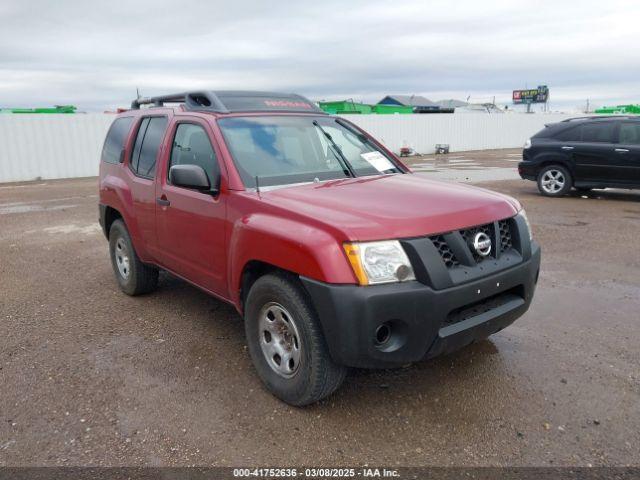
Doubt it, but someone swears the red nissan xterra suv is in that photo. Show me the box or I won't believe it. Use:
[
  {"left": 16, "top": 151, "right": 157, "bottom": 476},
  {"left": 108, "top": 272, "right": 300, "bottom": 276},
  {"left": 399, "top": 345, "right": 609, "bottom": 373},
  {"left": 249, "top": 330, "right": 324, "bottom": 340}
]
[{"left": 99, "top": 91, "right": 540, "bottom": 405}]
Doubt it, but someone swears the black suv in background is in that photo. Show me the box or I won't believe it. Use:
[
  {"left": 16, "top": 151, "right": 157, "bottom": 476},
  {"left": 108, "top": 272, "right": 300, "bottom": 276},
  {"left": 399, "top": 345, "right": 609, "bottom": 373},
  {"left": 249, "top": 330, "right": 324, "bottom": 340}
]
[{"left": 518, "top": 116, "right": 640, "bottom": 196}]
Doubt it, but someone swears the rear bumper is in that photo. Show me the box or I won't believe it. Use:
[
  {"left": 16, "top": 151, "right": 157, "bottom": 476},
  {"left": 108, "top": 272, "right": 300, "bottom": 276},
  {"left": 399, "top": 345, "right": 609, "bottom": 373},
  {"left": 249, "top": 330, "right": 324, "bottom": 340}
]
[
  {"left": 518, "top": 160, "right": 537, "bottom": 181},
  {"left": 301, "top": 242, "right": 540, "bottom": 368}
]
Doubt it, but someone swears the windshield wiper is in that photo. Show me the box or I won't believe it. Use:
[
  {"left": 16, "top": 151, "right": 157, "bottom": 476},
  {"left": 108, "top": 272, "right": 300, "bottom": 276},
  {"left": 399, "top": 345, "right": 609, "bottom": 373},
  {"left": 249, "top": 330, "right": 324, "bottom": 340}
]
[
  {"left": 335, "top": 118, "right": 402, "bottom": 173},
  {"left": 313, "top": 121, "right": 356, "bottom": 178},
  {"left": 335, "top": 118, "right": 369, "bottom": 143}
]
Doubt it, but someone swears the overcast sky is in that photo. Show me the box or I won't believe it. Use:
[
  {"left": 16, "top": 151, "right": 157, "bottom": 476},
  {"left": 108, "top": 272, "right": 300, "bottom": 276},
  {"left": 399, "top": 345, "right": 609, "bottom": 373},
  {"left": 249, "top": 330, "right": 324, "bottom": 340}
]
[{"left": 1, "top": 0, "right": 639, "bottom": 112}]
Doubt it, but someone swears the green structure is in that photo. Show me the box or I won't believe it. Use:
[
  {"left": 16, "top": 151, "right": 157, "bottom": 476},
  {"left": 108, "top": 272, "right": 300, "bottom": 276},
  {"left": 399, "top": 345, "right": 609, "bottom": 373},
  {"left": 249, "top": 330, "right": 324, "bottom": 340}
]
[
  {"left": 318, "top": 100, "right": 413, "bottom": 115},
  {"left": 371, "top": 104, "right": 413, "bottom": 114},
  {"left": 594, "top": 104, "right": 640, "bottom": 115},
  {"left": 0, "top": 105, "right": 77, "bottom": 114},
  {"left": 318, "top": 100, "right": 372, "bottom": 114}
]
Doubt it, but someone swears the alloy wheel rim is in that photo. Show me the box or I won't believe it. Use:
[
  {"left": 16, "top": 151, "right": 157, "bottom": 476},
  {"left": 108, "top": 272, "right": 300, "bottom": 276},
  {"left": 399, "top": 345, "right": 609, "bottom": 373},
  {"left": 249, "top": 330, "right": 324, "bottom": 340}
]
[
  {"left": 115, "top": 237, "right": 131, "bottom": 279},
  {"left": 541, "top": 169, "right": 565, "bottom": 193},
  {"left": 258, "top": 302, "right": 302, "bottom": 378}
]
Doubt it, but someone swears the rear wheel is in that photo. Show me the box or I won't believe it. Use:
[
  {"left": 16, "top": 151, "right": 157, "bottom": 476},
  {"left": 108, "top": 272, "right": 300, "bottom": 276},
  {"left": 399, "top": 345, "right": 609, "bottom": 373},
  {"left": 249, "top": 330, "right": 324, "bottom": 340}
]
[
  {"left": 537, "top": 164, "right": 572, "bottom": 197},
  {"left": 109, "top": 219, "right": 159, "bottom": 295},
  {"left": 244, "top": 273, "right": 347, "bottom": 406}
]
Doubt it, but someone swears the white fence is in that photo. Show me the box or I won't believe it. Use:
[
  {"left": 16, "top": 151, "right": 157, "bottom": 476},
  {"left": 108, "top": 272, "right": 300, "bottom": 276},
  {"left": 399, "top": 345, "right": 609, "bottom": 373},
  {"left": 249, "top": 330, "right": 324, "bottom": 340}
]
[
  {"left": 342, "top": 113, "right": 573, "bottom": 154},
  {"left": 0, "top": 114, "right": 114, "bottom": 183},
  {"left": 0, "top": 112, "right": 574, "bottom": 183}
]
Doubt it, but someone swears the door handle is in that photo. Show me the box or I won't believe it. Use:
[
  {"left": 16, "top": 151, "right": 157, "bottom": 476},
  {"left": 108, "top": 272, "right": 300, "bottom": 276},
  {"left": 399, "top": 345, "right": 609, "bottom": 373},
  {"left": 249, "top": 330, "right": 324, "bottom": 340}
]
[
  {"left": 156, "top": 196, "right": 171, "bottom": 207},
  {"left": 561, "top": 146, "right": 574, "bottom": 150},
  {"left": 615, "top": 148, "right": 629, "bottom": 153}
]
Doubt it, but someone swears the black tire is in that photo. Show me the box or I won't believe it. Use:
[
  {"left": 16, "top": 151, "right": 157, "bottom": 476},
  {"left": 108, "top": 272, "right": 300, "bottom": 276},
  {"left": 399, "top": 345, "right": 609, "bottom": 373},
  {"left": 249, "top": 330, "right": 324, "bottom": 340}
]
[
  {"left": 536, "top": 164, "right": 572, "bottom": 197},
  {"left": 108, "top": 219, "right": 159, "bottom": 296},
  {"left": 244, "top": 273, "right": 347, "bottom": 406}
]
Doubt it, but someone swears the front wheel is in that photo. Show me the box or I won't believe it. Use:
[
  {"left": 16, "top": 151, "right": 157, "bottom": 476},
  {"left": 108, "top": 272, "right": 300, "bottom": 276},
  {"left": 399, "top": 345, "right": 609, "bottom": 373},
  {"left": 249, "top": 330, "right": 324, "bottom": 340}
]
[
  {"left": 244, "top": 273, "right": 347, "bottom": 406},
  {"left": 537, "top": 164, "right": 572, "bottom": 197}
]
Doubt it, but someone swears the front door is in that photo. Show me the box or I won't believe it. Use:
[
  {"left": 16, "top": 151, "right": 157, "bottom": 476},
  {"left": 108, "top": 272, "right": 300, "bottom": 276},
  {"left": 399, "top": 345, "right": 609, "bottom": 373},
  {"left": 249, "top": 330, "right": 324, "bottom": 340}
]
[
  {"left": 571, "top": 121, "right": 617, "bottom": 183},
  {"left": 155, "top": 119, "right": 228, "bottom": 297},
  {"left": 613, "top": 122, "right": 640, "bottom": 184}
]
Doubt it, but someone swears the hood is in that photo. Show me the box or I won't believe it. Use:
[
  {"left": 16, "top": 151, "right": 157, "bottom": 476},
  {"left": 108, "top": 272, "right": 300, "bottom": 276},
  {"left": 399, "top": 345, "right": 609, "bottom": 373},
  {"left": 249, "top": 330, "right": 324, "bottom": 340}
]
[{"left": 260, "top": 173, "right": 520, "bottom": 241}]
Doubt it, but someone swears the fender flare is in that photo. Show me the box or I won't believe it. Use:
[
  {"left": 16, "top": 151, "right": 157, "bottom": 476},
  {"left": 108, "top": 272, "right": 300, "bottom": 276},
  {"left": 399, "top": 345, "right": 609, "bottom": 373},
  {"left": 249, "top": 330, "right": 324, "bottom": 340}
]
[{"left": 228, "top": 213, "right": 357, "bottom": 306}]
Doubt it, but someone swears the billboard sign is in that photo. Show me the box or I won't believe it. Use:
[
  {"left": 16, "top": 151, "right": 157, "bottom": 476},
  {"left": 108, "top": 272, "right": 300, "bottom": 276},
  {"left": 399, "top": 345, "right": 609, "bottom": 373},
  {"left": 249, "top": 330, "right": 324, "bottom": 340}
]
[{"left": 513, "top": 85, "right": 549, "bottom": 104}]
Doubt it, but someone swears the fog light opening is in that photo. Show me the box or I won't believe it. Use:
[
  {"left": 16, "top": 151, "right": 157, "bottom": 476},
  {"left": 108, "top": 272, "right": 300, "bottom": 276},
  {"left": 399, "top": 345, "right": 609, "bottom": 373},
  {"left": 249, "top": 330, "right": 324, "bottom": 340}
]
[{"left": 375, "top": 323, "right": 392, "bottom": 345}]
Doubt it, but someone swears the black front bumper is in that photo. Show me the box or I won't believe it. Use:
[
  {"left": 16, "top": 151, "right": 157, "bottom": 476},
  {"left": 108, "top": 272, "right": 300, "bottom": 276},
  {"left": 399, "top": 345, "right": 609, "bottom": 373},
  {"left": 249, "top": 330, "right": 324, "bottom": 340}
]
[{"left": 301, "top": 242, "right": 540, "bottom": 369}]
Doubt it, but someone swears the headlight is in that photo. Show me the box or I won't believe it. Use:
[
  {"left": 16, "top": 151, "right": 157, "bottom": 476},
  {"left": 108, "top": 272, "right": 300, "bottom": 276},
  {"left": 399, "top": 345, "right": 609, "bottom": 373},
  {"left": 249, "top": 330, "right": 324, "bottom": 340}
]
[
  {"left": 524, "top": 138, "right": 532, "bottom": 149},
  {"left": 517, "top": 209, "right": 533, "bottom": 241},
  {"left": 343, "top": 240, "right": 415, "bottom": 285}
]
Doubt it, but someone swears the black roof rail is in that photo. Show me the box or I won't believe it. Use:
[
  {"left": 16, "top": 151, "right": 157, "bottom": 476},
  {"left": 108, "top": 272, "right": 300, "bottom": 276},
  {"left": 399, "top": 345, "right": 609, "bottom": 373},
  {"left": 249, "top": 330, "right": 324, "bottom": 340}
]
[
  {"left": 560, "top": 115, "right": 639, "bottom": 122},
  {"left": 130, "top": 90, "right": 325, "bottom": 114}
]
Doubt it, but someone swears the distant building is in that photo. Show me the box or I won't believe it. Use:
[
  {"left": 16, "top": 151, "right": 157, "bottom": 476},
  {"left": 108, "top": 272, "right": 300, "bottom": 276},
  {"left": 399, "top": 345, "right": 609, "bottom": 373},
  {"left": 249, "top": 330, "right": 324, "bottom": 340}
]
[
  {"left": 377, "top": 95, "right": 443, "bottom": 113},
  {"left": 594, "top": 104, "right": 640, "bottom": 115},
  {"left": 317, "top": 100, "right": 412, "bottom": 115},
  {"left": 0, "top": 105, "right": 77, "bottom": 114},
  {"left": 434, "top": 99, "right": 468, "bottom": 109}
]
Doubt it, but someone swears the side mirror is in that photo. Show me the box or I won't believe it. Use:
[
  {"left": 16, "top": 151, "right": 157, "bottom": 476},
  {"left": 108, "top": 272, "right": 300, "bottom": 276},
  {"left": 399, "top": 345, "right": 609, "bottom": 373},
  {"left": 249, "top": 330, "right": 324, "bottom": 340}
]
[{"left": 169, "top": 164, "right": 214, "bottom": 192}]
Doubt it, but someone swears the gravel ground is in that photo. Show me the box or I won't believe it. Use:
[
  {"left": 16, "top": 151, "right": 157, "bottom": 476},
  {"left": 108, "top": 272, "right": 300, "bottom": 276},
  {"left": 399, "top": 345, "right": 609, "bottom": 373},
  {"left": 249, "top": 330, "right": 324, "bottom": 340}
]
[{"left": 0, "top": 150, "right": 639, "bottom": 467}]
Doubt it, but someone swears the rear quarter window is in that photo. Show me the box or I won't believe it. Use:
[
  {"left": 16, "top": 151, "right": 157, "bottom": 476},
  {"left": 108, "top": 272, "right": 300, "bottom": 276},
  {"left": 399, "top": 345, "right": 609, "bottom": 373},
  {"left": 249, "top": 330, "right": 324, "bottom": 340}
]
[
  {"left": 101, "top": 117, "right": 134, "bottom": 164},
  {"left": 554, "top": 126, "right": 582, "bottom": 142}
]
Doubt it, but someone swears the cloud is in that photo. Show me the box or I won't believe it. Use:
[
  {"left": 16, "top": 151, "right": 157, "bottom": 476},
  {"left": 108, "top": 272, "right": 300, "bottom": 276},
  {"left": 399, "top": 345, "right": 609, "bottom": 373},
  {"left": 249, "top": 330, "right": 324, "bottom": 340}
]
[{"left": 0, "top": 0, "right": 638, "bottom": 111}]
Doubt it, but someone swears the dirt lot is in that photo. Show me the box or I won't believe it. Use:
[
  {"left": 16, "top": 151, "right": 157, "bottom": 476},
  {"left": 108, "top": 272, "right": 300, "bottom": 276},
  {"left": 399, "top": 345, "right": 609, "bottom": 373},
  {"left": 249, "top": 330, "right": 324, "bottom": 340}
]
[{"left": 1, "top": 150, "right": 639, "bottom": 467}]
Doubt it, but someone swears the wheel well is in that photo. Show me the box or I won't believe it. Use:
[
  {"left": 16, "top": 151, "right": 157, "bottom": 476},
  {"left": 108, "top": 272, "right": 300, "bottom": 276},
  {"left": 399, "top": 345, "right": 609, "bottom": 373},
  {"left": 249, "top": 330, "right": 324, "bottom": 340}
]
[
  {"left": 103, "top": 206, "right": 123, "bottom": 238},
  {"left": 240, "top": 261, "right": 295, "bottom": 312},
  {"left": 536, "top": 160, "right": 572, "bottom": 177}
]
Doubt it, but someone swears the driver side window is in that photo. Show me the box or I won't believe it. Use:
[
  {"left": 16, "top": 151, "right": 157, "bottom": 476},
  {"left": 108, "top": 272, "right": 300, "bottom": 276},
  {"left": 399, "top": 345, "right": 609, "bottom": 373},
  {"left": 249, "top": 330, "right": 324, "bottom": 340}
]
[{"left": 169, "top": 123, "right": 219, "bottom": 186}]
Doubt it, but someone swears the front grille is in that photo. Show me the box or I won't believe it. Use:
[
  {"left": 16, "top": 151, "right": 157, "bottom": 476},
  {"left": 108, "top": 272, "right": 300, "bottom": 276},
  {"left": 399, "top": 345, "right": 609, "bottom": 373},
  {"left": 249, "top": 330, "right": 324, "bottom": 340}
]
[
  {"left": 429, "top": 218, "right": 515, "bottom": 269},
  {"left": 498, "top": 219, "right": 512, "bottom": 251},
  {"left": 430, "top": 235, "right": 459, "bottom": 268}
]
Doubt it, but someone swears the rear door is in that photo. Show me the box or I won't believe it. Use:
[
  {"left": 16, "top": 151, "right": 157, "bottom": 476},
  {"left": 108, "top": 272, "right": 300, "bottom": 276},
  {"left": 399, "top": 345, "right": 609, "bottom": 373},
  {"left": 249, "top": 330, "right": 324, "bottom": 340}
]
[
  {"left": 127, "top": 115, "right": 168, "bottom": 254},
  {"left": 569, "top": 122, "right": 617, "bottom": 183},
  {"left": 614, "top": 122, "right": 640, "bottom": 184},
  {"left": 155, "top": 118, "right": 228, "bottom": 297}
]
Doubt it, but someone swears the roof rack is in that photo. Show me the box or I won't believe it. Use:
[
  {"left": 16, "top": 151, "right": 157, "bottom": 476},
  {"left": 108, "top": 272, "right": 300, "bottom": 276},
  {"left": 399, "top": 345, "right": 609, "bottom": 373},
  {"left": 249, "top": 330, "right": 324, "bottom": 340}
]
[
  {"left": 131, "top": 91, "right": 228, "bottom": 112},
  {"left": 130, "top": 90, "right": 325, "bottom": 114},
  {"left": 561, "top": 115, "right": 639, "bottom": 122}
]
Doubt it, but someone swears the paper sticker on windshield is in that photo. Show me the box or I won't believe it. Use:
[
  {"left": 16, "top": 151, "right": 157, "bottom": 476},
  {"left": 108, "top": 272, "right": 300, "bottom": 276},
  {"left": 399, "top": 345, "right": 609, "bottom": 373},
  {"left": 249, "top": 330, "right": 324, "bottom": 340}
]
[{"left": 361, "top": 152, "right": 394, "bottom": 172}]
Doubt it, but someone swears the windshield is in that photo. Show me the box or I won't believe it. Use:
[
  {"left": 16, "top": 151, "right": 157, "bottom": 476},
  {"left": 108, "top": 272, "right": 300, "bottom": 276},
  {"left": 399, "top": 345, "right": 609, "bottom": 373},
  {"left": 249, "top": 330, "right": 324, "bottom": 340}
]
[{"left": 218, "top": 116, "right": 402, "bottom": 188}]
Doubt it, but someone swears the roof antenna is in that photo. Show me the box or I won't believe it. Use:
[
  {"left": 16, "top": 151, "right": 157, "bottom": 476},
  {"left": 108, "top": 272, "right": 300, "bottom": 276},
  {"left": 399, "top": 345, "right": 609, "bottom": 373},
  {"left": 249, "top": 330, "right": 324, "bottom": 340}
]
[{"left": 255, "top": 175, "right": 261, "bottom": 198}]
